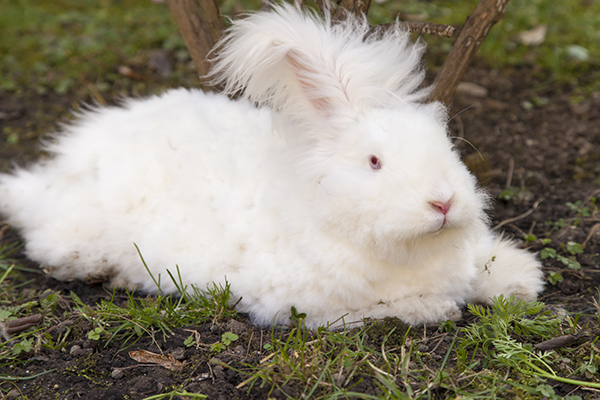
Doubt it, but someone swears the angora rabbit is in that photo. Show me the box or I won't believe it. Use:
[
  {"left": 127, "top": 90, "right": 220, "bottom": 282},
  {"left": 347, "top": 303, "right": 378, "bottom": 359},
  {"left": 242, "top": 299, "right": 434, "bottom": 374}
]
[{"left": 0, "top": 4, "right": 544, "bottom": 328}]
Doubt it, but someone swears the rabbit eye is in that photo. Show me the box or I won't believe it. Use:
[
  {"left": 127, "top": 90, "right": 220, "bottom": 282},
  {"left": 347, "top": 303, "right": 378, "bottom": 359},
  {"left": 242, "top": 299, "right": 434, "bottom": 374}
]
[{"left": 369, "top": 155, "right": 382, "bottom": 170}]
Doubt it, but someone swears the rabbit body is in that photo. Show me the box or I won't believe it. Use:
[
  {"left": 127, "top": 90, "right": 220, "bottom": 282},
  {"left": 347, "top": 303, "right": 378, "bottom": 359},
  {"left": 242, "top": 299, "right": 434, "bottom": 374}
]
[{"left": 0, "top": 5, "right": 544, "bottom": 328}]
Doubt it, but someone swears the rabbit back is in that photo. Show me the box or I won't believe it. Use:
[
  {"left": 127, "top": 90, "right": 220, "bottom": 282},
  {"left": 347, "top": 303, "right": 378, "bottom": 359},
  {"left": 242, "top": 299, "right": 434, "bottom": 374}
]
[{"left": 0, "top": 89, "right": 277, "bottom": 293}]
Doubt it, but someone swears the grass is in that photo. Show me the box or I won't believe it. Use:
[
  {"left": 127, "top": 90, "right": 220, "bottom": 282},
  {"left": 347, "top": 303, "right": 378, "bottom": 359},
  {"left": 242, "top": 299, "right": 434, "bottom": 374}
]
[
  {"left": 71, "top": 247, "right": 237, "bottom": 349},
  {"left": 1, "top": 0, "right": 598, "bottom": 100},
  {"left": 220, "top": 295, "right": 600, "bottom": 399},
  {"left": 2, "top": 234, "right": 598, "bottom": 398},
  {"left": 0, "top": 0, "right": 198, "bottom": 104},
  {"left": 1, "top": 0, "right": 600, "bottom": 398},
  {"left": 0, "top": 243, "right": 238, "bottom": 396}
]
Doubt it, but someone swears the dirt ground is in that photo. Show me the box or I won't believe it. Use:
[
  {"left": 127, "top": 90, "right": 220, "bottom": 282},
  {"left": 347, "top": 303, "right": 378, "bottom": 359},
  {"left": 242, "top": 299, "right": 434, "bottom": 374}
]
[{"left": 0, "top": 62, "right": 599, "bottom": 399}]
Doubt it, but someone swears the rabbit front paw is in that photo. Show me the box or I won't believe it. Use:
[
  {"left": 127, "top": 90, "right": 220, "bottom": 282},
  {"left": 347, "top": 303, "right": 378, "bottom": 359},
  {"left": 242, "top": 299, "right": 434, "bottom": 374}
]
[{"left": 393, "top": 295, "right": 462, "bottom": 325}]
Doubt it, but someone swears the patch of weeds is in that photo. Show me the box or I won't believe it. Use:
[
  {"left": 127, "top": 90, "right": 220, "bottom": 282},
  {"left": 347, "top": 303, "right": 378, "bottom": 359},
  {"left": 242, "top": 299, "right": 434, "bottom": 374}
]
[
  {"left": 232, "top": 315, "right": 468, "bottom": 399},
  {"left": 87, "top": 327, "right": 103, "bottom": 341},
  {"left": 227, "top": 299, "right": 596, "bottom": 399},
  {"left": 498, "top": 186, "right": 533, "bottom": 203},
  {"left": 528, "top": 197, "right": 598, "bottom": 284},
  {"left": 72, "top": 278, "right": 236, "bottom": 348},
  {"left": 73, "top": 248, "right": 236, "bottom": 347},
  {"left": 235, "top": 322, "right": 385, "bottom": 398},
  {"left": 546, "top": 271, "right": 564, "bottom": 286},
  {"left": 540, "top": 241, "right": 583, "bottom": 271},
  {"left": 524, "top": 233, "right": 582, "bottom": 284},
  {"left": 184, "top": 330, "right": 239, "bottom": 354},
  {"left": 210, "top": 332, "right": 239, "bottom": 353},
  {"left": 459, "top": 295, "right": 600, "bottom": 391},
  {"left": 458, "top": 295, "right": 561, "bottom": 366},
  {"left": 544, "top": 218, "right": 568, "bottom": 236},
  {"left": 140, "top": 388, "right": 207, "bottom": 399},
  {"left": 567, "top": 198, "right": 599, "bottom": 223},
  {"left": 0, "top": 245, "right": 63, "bottom": 392}
]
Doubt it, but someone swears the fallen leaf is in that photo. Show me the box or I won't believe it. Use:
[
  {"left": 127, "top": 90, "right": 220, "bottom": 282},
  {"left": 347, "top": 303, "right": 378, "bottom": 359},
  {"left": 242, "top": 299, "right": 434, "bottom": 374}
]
[
  {"left": 118, "top": 66, "right": 144, "bottom": 80},
  {"left": 129, "top": 350, "right": 185, "bottom": 371},
  {"left": 517, "top": 25, "right": 547, "bottom": 46}
]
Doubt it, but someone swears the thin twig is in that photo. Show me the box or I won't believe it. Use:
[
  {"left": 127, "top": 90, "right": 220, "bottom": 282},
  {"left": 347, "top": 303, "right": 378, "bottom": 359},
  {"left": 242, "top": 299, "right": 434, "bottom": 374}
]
[
  {"left": 534, "top": 331, "right": 582, "bottom": 351},
  {"left": 527, "top": 221, "right": 536, "bottom": 236},
  {"left": 492, "top": 199, "right": 543, "bottom": 232},
  {"left": 582, "top": 223, "right": 600, "bottom": 248},
  {"left": 246, "top": 330, "right": 254, "bottom": 357},
  {"left": 584, "top": 188, "right": 600, "bottom": 205},
  {"left": 429, "top": 333, "right": 447, "bottom": 354},
  {"left": 506, "top": 224, "right": 525, "bottom": 237},
  {"left": 505, "top": 158, "right": 514, "bottom": 189}
]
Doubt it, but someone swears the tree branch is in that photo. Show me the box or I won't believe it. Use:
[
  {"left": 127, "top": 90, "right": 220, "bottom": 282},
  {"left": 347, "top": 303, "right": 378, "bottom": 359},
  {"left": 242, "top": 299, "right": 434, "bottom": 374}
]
[
  {"left": 430, "top": 0, "right": 510, "bottom": 105},
  {"left": 369, "top": 22, "right": 456, "bottom": 38}
]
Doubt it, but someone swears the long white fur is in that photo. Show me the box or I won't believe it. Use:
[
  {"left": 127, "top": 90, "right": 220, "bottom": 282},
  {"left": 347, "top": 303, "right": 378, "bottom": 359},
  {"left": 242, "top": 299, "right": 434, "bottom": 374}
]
[{"left": 0, "top": 4, "right": 544, "bottom": 328}]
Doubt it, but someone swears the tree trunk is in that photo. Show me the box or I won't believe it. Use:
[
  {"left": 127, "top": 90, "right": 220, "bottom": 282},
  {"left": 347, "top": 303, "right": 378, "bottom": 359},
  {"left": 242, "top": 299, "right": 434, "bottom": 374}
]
[{"left": 167, "top": 0, "right": 224, "bottom": 87}]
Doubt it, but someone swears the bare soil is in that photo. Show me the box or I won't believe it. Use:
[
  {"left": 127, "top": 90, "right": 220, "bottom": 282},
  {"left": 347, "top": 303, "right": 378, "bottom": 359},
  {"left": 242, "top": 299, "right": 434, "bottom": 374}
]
[{"left": 0, "top": 63, "right": 599, "bottom": 399}]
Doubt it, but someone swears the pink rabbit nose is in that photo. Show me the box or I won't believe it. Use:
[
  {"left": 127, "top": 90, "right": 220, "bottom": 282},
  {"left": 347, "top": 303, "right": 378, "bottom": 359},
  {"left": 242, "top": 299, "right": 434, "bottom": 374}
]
[{"left": 430, "top": 201, "right": 451, "bottom": 215}]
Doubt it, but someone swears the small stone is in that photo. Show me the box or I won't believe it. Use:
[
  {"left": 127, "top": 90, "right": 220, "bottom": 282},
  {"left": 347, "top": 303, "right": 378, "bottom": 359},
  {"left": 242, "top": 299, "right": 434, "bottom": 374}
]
[
  {"left": 456, "top": 82, "right": 488, "bottom": 98},
  {"left": 171, "top": 347, "right": 186, "bottom": 360},
  {"left": 196, "top": 373, "right": 210, "bottom": 381},
  {"left": 69, "top": 345, "right": 82, "bottom": 356},
  {"left": 525, "top": 139, "right": 538, "bottom": 147},
  {"left": 111, "top": 368, "right": 124, "bottom": 379},
  {"left": 148, "top": 49, "right": 172, "bottom": 76},
  {"left": 333, "top": 372, "right": 344, "bottom": 386},
  {"left": 566, "top": 45, "right": 590, "bottom": 61},
  {"left": 224, "top": 319, "right": 250, "bottom": 335},
  {"left": 579, "top": 253, "right": 598, "bottom": 267}
]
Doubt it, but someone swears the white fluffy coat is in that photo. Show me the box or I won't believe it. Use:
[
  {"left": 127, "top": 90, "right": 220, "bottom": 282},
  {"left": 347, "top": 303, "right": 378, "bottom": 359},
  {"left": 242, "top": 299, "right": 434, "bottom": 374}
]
[{"left": 0, "top": 5, "right": 544, "bottom": 328}]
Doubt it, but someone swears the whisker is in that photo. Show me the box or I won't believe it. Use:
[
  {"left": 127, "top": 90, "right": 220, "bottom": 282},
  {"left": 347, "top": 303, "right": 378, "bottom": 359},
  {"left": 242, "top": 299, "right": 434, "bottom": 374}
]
[
  {"left": 449, "top": 104, "right": 476, "bottom": 121},
  {"left": 449, "top": 136, "right": 484, "bottom": 161}
]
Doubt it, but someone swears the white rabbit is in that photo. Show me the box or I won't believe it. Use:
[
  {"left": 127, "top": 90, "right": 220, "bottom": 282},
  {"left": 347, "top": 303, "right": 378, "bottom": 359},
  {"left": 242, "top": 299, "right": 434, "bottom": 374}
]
[{"left": 0, "top": 4, "right": 544, "bottom": 328}]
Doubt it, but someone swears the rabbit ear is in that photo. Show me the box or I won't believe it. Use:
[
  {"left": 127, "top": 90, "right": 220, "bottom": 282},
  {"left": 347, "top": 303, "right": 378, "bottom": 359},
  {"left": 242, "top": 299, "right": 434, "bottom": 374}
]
[
  {"left": 209, "top": 4, "right": 432, "bottom": 126},
  {"left": 208, "top": 5, "right": 351, "bottom": 122},
  {"left": 283, "top": 48, "right": 351, "bottom": 115}
]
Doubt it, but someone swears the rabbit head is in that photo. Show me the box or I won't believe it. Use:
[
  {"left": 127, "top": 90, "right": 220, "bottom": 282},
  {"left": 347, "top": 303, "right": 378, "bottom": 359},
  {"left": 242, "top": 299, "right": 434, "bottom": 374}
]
[{"left": 210, "top": 4, "right": 489, "bottom": 261}]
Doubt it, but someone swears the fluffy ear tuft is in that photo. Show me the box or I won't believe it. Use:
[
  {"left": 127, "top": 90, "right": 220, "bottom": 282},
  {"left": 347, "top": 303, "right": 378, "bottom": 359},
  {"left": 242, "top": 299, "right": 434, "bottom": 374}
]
[{"left": 209, "top": 4, "right": 432, "bottom": 124}]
